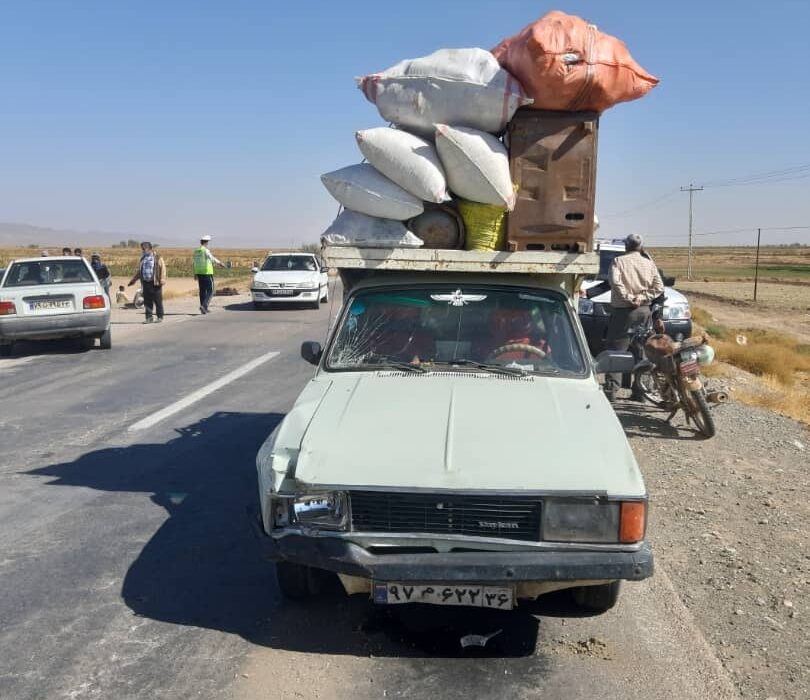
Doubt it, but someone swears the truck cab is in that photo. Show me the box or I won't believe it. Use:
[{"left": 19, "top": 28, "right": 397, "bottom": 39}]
[{"left": 255, "top": 247, "right": 653, "bottom": 614}]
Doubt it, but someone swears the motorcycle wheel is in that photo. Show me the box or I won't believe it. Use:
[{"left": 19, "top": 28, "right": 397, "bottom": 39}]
[
  {"left": 634, "top": 368, "right": 671, "bottom": 408},
  {"left": 687, "top": 388, "right": 716, "bottom": 439}
]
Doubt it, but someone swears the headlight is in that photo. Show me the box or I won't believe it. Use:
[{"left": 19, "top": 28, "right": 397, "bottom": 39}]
[
  {"left": 663, "top": 303, "right": 691, "bottom": 320},
  {"left": 542, "top": 499, "right": 646, "bottom": 544},
  {"left": 291, "top": 492, "right": 348, "bottom": 531},
  {"left": 297, "top": 280, "right": 319, "bottom": 290},
  {"left": 695, "top": 344, "right": 715, "bottom": 366},
  {"left": 578, "top": 298, "right": 594, "bottom": 315},
  {"left": 253, "top": 280, "right": 269, "bottom": 289}
]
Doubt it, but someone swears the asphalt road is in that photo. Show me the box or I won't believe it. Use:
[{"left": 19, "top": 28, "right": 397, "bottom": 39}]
[{"left": 0, "top": 294, "right": 741, "bottom": 700}]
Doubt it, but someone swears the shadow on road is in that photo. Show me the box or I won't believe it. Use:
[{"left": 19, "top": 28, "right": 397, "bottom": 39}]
[
  {"left": 613, "top": 400, "right": 696, "bottom": 440},
  {"left": 2, "top": 337, "right": 96, "bottom": 358},
  {"left": 223, "top": 301, "right": 326, "bottom": 312},
  {"left": 27, "top": 410, "right": 578, "bottom": 659}
]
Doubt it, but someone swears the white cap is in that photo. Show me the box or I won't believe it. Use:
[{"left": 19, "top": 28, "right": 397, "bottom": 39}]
[{"left": 200, "top": 235, "right": 212, "bottom": 242}]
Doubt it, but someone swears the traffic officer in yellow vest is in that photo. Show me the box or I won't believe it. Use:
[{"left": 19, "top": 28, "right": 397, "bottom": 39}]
[{"left": 193, "top": 235, "right": 225, "bottom": 314}]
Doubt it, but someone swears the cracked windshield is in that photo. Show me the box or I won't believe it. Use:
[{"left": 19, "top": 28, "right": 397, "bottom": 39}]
[{"left": 327, "top": 287, "right": 586, "bottom": 374}]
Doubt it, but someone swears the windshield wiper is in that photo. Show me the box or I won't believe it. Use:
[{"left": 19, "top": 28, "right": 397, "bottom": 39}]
[
  {"left": 364, "top": 359, "right": 427, "bottom": 373},
  {"left": 432, "top": 358, "right": 528, "bottom": 377}
]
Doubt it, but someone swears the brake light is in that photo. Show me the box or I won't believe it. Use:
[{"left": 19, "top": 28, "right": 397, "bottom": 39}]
[
  {"left": 0, "top": 301, "right": 16, "bottom": 315},
  {"left": 83, "top": 295, "right": 106, "bottom": 310},
  {"left": 619, "top": 501, "right": 647, "bottom": 543}
]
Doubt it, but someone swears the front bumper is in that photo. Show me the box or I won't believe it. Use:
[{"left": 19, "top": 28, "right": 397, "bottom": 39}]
[
  {"left": 257, "top": 532, "right": 653, "bottom": 584},
  {"left": 0, "top": 310, "right": 109, "bottom": 341},
  {"left": 251, "top": 288, "right": 319, "bottom": 303}
]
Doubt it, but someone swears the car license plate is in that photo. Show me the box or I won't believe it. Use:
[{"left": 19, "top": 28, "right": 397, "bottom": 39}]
[
  {"left": 29, "top": 300, "right": 72, "bottom": 311},
  {"left": 270, "top": 289, "right": 295, "bottom": 296},
  {"left": 373, "top": 583, "right": 514, "bottom": 610}
]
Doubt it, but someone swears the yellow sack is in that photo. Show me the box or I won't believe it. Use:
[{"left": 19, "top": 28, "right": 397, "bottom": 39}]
[{"left": 457, "top": 199, "right": 507, "bottom": 251}]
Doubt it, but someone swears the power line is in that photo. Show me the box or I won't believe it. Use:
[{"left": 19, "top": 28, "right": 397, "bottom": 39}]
[
  {"left": 600, "top": 190, "right": 680, "bottom": 218},
  {"left": 680, "top": 183, "right": 703, "bottom": 280},
  {"left": 702, "top": 163, "right": 810, "bottom": 187}
]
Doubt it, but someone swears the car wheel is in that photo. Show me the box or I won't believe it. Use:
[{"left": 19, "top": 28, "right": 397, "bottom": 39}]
[
  {"left": 275, "top": 561, "right": 326, "bottom": 600},
  {"left": 310, "top": 299, "right": 320, "bottom": 310},
  {"left": 98, "top": 328, "right": 112, "bottom": 350},
  {"left": 0, "top": 342, "right": 13, "bottom": 357},
  {"left": 320, "top": 287, "right": 329, "bottom": 304},
  {"left": 571, "top": 581, "right": 621, "bottom": 613}
]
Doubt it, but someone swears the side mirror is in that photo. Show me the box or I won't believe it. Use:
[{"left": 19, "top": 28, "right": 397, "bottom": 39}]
[
  {"left": 663, "top": 275, "right": 676, "bottom": 287},
  {"left": 593, "top": 351, "right": 635, "bottom": 375},
  {"left": 301, "top": 341, "right": 322, "bottom": 366},
  {"left": 251, "top": 266, "right": 259, "bottom": 273}
]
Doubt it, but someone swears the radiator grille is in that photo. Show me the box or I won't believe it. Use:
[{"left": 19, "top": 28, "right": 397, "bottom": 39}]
[{"left": 350, "top": 491, "right": 542, "bottom": 542}]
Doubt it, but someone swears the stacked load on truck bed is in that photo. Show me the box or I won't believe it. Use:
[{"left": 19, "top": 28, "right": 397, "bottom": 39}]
[{"left": 319, "top": 10, "right": 656, "bottom": 257}]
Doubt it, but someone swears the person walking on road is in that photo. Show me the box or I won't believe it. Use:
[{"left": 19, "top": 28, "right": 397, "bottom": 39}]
[
  {"left": 90, "top": 253, "right": 112, "bottom": 297},
  {"left": 128, "top": 241, "right": 167, "bottom": 323},
  {"left": 193, "top": 235, "right": 224, "bottom": 315},
  {"left": 604, "top": 233, "right": 664, "bottom": 402}
]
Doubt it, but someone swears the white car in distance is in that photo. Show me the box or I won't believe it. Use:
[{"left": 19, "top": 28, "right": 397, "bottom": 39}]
[
  {"left": 251, "top": 253, "right": 329, "bottom": 310},
  {"left": 0, "top": 256, "right": 111, "bottom": 356}
]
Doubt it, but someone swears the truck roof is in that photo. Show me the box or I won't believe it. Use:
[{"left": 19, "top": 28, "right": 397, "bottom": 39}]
[{"left": 322, "top": 246, "right": 599, "bottom": 276}]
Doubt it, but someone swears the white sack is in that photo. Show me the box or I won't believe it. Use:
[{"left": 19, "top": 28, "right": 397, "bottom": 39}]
[
  {"left": 321, "top": 210, "right": 424, "bottom": 248},
  {"left": 356, "top": 127, "right": 448, "bottom": 204},
  {"left": 435, "top": 124, "right": 515, "bottom": 209},
  {"left": 357, "top": 48, "right": 532, "bottom": 137},
  {"left": 321, "top": 163, "right": 424, "bottom": 220}
]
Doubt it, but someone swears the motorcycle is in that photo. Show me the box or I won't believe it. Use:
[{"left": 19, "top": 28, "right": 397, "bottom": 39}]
[{"left": 633, "top": 332, "right": 727, "bottom": 438}]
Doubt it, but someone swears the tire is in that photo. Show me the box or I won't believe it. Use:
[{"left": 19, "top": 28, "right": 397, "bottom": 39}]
[
  {"left": 98, "top": 328, "right": 112, "bottom": 350},
  {"left": 320, "top": 286, "right": 329, "bottom": 304},
  {"left": 634, "top": 368, "right": 670, "bottom": 408},
  {"left": 688, "top": 388, "right": 716, "bottom": 439},
  {"left": 0, "top": 343, "right": 13, "bottom": 357},
  {"left": 571, "top": 581, "right": 622, "bottom": 613},
  {"left": 310, "top": 299, "right": 320, "bottom": 310},
  {"left": 275, "top": 561, "right": 324, "bottom": 600}
]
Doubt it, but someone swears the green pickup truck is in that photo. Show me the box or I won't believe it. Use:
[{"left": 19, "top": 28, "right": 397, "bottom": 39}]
[{"left": 255, "top": 247, "right": 652, "bottom": 614}]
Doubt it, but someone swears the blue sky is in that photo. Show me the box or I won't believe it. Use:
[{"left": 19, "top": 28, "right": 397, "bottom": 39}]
[{"left": 1, "top": 0, "right": 808, "bottom": 247}]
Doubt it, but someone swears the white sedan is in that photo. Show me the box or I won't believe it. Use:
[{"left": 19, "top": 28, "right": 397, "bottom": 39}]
[
  {"left": 0, "top": 256, "right": 111, "bottom": 356},
  {"left": 251, "top": 253, "right": 329, "bottom": 310}
]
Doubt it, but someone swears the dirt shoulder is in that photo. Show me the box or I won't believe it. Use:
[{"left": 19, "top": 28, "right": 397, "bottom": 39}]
[{"left": 617, "top": 397, "right": 810, "bottom": 700}]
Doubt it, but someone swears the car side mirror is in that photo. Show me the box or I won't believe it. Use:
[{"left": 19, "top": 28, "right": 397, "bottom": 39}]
[
  {"left": 301, "top": 341, "right": 322, "bottom": 366},
  {"left": 663, "top": 275, "right": 676, "bottom": 287},
  {"left": 251, "top": 266, "right": 259, "bottom": 273},
  {"left": 593, "top": 351, "right": 636, "bottom": 375}
]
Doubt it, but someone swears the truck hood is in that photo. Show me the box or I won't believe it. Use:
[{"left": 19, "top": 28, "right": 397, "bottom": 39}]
[{"left": 292, "top": 373, "right": 645, "bottom": 496}]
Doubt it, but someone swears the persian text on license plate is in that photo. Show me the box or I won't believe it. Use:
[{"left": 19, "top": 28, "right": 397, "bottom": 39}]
[
  {"left": 30, "top": 300, "right": 72, "bottom": 311},
  {"left": 373, "top": 583, "right": 514, "bottom": 609},
  {"left": 271, "top": 290, "right": 295, "bottom": 296}
]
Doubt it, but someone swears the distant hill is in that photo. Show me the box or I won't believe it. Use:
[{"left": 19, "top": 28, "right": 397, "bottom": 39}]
[{"left": 0, "top": 222, "right": 135, "bottom": 248}]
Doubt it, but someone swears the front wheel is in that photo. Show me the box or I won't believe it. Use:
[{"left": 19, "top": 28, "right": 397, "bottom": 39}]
[
  {"left": 688, "top": 388, "right": 716, "bottom": 439},
  {"left": 634, "top": 368, "right": 671, "bottom": 408},
  {"left": 571, "top": 581, "right": 622, "bottom": 613},
  {"left": 275, "top": 561, "right": 326, "bottom": 600}
]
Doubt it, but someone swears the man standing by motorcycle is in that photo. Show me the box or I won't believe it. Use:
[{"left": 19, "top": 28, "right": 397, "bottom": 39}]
[
  {"left": 604, "top": 234, "right": 664, "bottom": 402},
  {"left": 193, "top": 235, "right": 225, "bottom": 315}
]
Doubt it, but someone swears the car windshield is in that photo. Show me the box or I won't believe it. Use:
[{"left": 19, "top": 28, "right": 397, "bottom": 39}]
[
  {"left": 3, "top": 260, "right": 93, "bottom": 287},
  {"left": 326, "top": 286, "right": 586, "bottom": 375},
  {"left": 262, "top": 255, "right": 318, "bottom": 272},
  {"left": 597, "top": 250, "right": 622, "bottom": 280}
]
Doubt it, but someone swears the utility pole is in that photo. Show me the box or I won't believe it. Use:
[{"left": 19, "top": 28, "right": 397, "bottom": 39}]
[
  {"left": 680, "top": 183, "right": 704, "bottom": 280},
  {"left": 753, "top": 227, "right": 761, "bottom": 302}
]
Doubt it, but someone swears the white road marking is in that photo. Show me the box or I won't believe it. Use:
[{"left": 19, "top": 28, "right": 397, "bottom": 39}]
[{"left": 128, "top": 350, "right": 280, "bottom": 432}]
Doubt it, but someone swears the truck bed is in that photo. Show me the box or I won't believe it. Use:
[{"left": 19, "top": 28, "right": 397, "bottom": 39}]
[{"left": 322, "top": 247, "right": 599, "bottom": 275}]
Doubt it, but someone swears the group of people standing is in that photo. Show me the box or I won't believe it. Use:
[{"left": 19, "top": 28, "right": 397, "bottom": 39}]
[{"left": 125, "top": 236, "right": 225, "bottom": 323}]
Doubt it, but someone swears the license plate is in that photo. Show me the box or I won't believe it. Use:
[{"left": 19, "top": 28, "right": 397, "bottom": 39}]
[
  {"left": 29, "top": 300, "right": 72, "bottom": 311},
  {"left": 270, "top": 289, "right": 295, "bottom": 296},
  {"left": 373, "top": 583, "right": 514, "bottom": 610}
]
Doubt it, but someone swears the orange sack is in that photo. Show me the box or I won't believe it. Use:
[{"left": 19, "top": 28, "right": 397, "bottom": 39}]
[{"left": 491, "top": 11, "right": 659, "bottom": 113}]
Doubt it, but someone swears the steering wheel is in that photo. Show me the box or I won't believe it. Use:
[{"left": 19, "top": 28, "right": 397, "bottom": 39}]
[{"left": 488, "top": 343, "right": 547, "bottom": 361}]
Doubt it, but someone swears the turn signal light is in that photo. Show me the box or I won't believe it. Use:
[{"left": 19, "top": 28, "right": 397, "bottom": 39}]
[
  {"left": 0, "top": 301, "right": 16, "bottom": 315},
  {"left": 83, "top": 295, "right": 106, "bottom": 310},
  {"left": 619, "top": 501, "right": 647, "bottom": 543}
]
